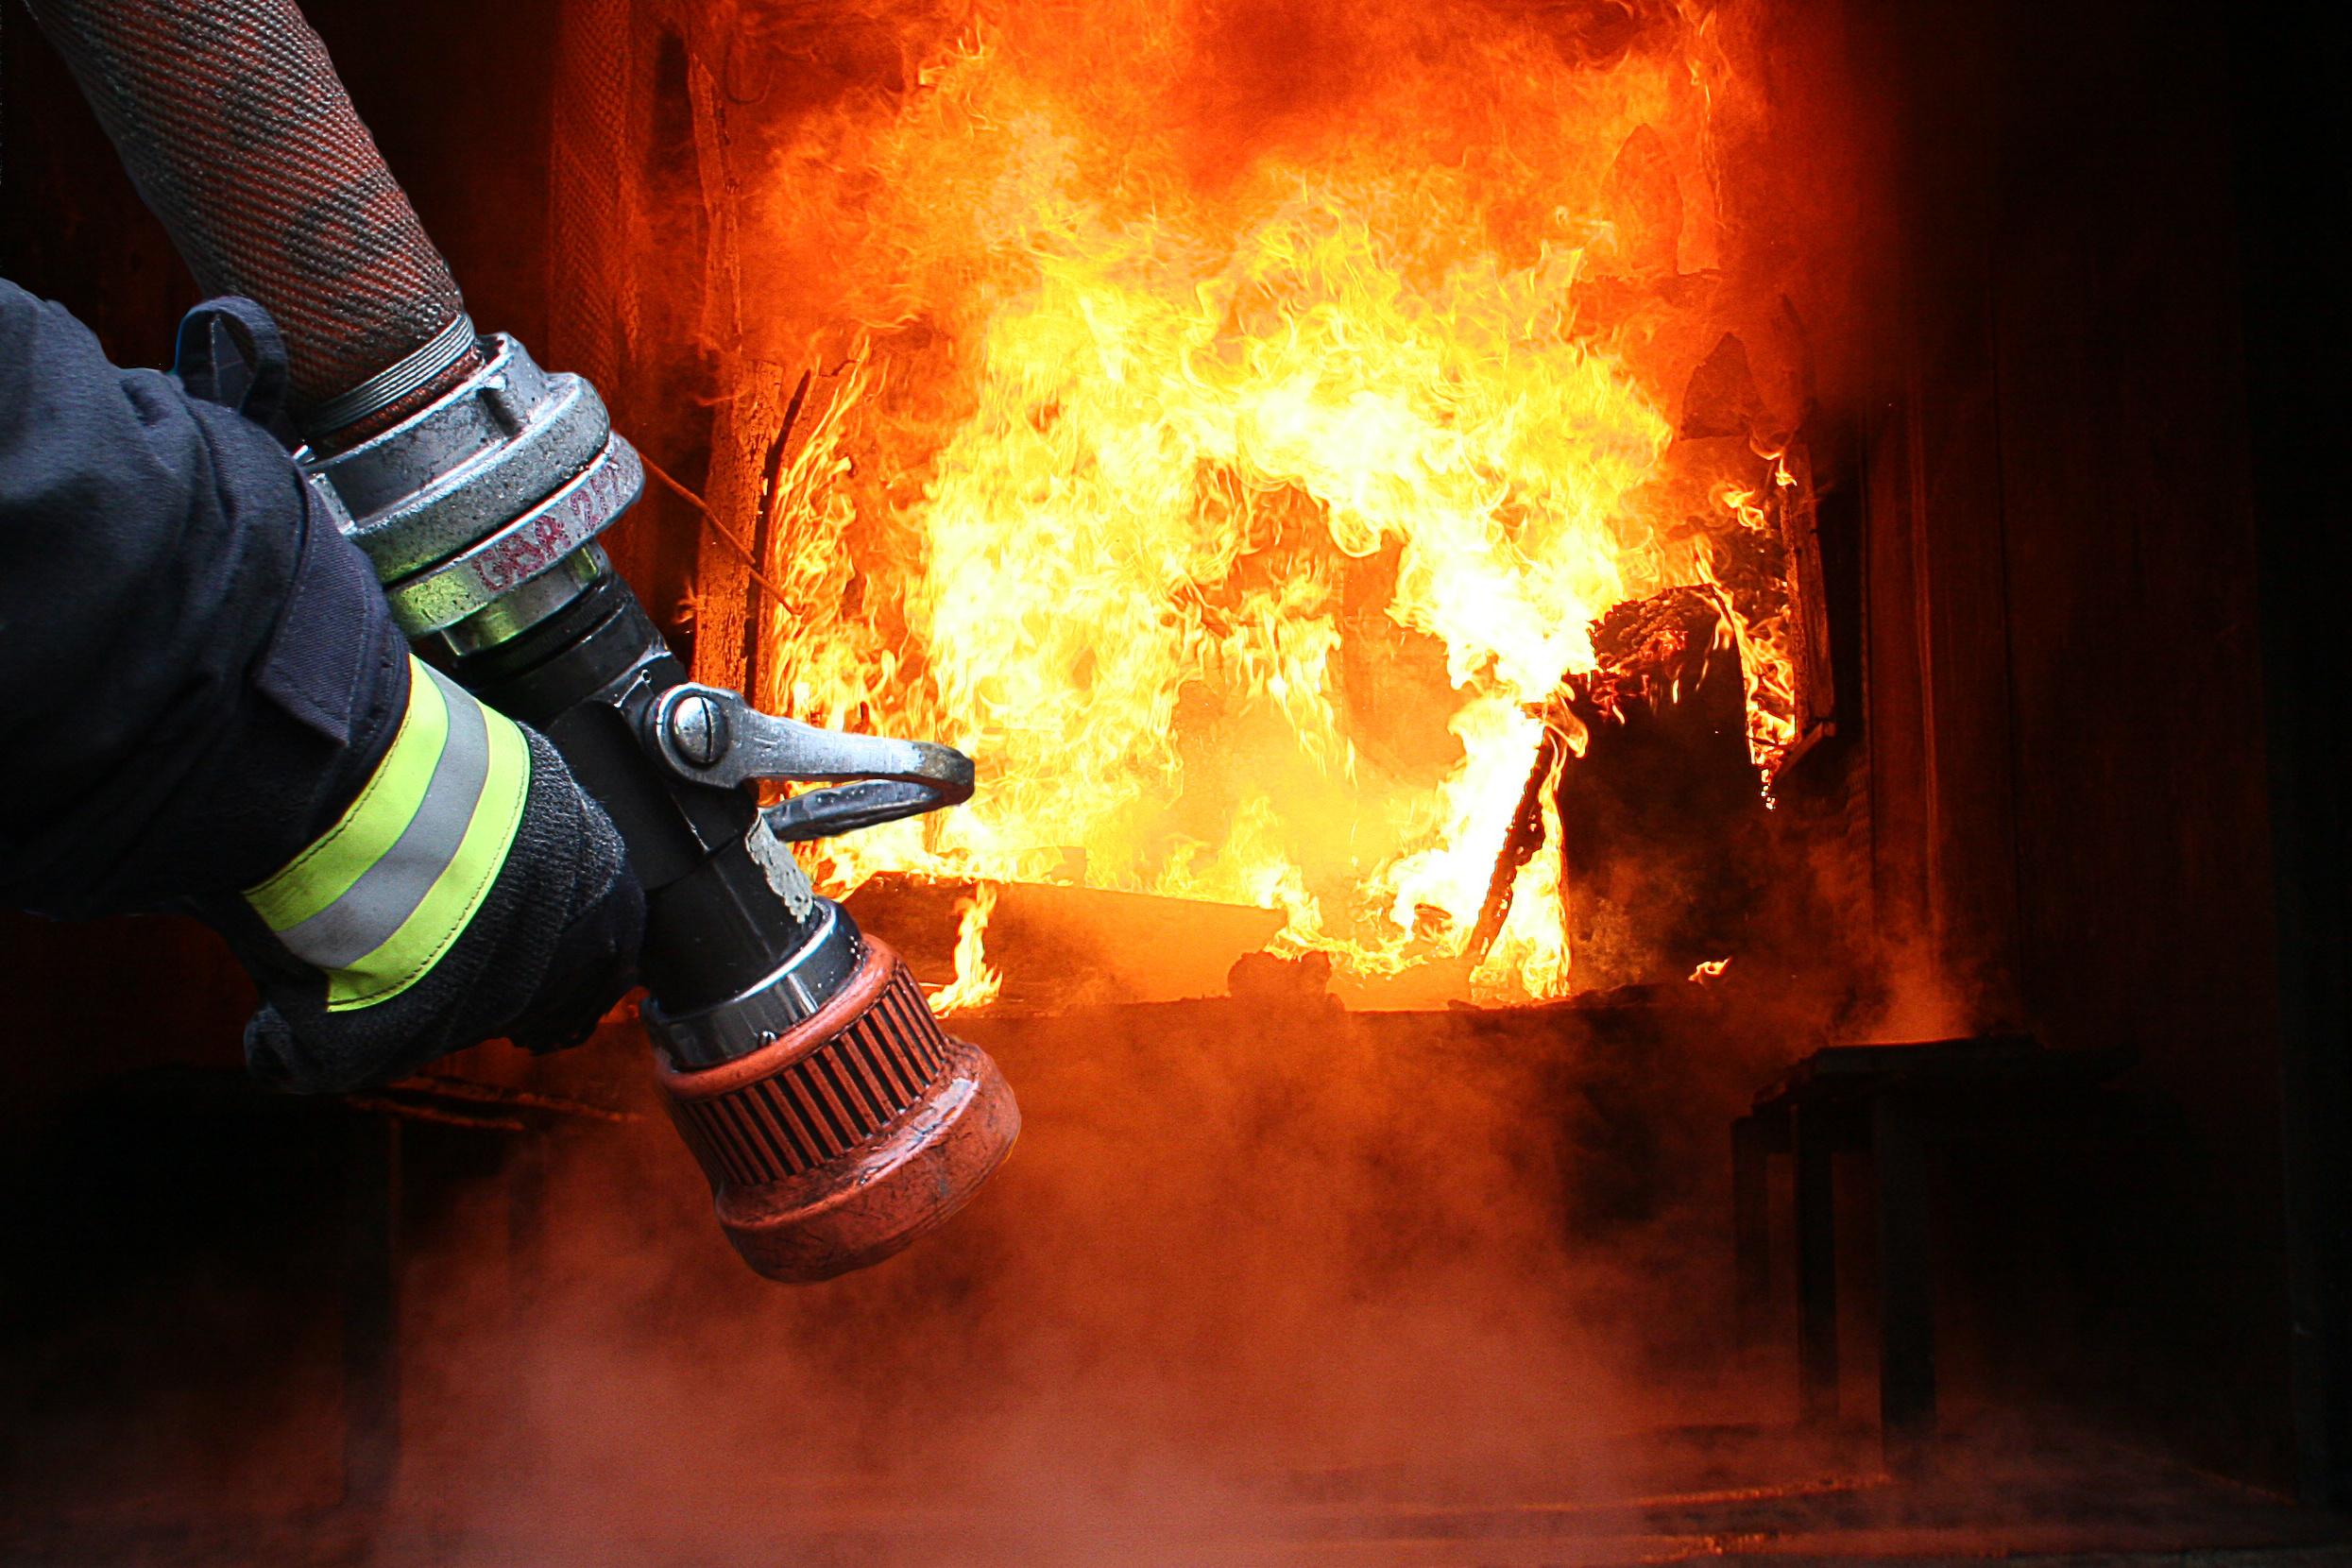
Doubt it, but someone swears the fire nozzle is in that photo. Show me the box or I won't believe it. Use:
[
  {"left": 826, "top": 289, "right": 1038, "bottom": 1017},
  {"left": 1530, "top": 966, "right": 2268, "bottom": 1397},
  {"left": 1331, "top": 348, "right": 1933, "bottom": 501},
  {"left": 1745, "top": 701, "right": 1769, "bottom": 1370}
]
[{"left": 26, "top": 0, "right": 1017, "bottom": 1282}]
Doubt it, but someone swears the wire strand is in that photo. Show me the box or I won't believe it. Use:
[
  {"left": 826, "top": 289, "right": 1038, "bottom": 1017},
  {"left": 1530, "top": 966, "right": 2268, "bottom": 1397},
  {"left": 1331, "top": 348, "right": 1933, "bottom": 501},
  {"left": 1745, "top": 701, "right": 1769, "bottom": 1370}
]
[{"left": 639, "top": 451, "right": 797, "bottom": 615}]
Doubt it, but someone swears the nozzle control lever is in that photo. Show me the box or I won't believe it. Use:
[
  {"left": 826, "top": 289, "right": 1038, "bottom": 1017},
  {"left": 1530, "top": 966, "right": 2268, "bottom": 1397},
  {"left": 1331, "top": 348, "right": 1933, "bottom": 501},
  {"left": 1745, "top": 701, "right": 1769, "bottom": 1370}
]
[{"left": 644, "top": 684, "right": 975, "bottom": 844}]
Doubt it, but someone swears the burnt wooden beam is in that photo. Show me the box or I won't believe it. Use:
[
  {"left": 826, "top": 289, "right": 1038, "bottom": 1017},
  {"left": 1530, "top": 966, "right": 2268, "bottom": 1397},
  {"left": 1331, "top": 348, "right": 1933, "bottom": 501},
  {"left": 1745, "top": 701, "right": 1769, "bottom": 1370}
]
[{"left": 1554, "top": 587, "right": 1767, "bottom": 988}]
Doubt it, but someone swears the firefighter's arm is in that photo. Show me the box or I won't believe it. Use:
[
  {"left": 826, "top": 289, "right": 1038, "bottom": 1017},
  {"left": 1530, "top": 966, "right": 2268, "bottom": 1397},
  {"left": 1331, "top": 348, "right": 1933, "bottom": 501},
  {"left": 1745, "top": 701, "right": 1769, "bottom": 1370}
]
[{"left": 0, "top": 280, "right": 642, "bottom": 1091}]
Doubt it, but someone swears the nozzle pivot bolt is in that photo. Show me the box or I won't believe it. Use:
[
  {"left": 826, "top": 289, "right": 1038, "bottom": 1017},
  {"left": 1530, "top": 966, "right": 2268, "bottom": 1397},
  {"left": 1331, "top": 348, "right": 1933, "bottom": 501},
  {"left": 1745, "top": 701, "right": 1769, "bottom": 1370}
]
[{"left": 667, "top": 690, "right": 730, "bottom": 767}]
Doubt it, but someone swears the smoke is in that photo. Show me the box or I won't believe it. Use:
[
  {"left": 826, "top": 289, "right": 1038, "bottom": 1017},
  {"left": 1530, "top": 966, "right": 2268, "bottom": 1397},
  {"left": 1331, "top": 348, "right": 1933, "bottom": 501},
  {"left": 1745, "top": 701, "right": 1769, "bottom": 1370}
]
[
  {"left": 3, "top": 972, "right": 2308, "bottom": 1561},
  {"left": 1849, "top": 926, "right": 1979, "bottom": 1043},
  {"left": 355, "top": 989, "right": 1799, "bottom": 1566}
]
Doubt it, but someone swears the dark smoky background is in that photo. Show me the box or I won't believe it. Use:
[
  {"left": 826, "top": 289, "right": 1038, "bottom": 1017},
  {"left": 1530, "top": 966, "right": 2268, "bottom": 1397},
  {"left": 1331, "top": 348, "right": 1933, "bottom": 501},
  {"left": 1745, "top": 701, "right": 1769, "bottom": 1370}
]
[{"left": 8, "top": 0, "right": 2343, "bottom": 1554}]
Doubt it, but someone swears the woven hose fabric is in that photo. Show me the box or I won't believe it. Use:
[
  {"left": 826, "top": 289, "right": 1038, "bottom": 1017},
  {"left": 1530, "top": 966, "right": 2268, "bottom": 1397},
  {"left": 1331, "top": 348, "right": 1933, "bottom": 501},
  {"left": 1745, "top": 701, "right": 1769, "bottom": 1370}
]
[
  {"left": 549, "top": 0, "right": 635, "bottom": 393},
  {"left": 24, "top": 0, "right": 468, "bottom": 416}
]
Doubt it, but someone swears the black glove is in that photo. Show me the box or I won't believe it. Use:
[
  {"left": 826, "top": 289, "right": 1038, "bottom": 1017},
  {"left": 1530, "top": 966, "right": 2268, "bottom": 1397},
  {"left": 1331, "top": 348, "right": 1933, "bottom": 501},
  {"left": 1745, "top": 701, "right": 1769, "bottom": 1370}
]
[{"left": 230, "top": 725, "right": 643, "bottom": 1094}]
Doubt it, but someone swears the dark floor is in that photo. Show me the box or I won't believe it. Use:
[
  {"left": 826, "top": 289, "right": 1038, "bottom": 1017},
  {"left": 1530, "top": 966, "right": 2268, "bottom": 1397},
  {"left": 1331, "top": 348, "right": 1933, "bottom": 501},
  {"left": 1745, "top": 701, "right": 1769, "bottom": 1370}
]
[{"left": 4, "top": 1420, "right": 2346, "bottom": 1565}]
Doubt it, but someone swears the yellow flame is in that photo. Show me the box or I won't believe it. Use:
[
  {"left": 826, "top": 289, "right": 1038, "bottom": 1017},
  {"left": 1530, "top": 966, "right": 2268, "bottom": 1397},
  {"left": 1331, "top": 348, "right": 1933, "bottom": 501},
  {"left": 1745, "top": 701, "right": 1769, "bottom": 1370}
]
[
  {"left": 739, "top": 0, "right": 1800, "bottom": 1004},
  {"left": 932, "top": 882, "right": 1004, "bottom": 1014},
  {"left": 1697, "top": 473, "right": 1801, "bottom": 778}
]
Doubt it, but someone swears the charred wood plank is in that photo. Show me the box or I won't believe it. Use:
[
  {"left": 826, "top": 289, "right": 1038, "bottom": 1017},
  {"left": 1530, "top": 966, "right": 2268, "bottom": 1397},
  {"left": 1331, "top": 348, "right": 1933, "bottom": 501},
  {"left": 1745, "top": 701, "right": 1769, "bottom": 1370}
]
[{"left": 1555, "top": 587, "right": 1768, "bottom": 987}]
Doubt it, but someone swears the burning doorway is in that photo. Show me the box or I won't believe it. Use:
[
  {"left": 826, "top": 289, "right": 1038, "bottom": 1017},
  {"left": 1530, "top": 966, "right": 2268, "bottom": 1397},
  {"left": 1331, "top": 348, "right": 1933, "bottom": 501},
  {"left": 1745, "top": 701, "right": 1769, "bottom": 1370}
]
[{"left": 591, "top": 0, "right": 1857, "bottom": 1013}]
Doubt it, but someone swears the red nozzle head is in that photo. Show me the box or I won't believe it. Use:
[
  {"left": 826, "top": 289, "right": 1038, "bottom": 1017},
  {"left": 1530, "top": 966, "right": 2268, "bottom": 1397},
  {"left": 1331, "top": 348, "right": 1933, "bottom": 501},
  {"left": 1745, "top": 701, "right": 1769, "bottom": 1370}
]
[{"left": 654, "top": 936, "right": 1017, "bottom": 1282}]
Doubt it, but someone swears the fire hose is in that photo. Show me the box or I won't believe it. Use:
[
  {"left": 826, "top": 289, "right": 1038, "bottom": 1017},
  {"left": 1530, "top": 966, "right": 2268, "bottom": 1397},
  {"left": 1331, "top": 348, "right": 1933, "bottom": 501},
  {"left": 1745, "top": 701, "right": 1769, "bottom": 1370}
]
[{"left": 22, "top": 0, "right": 1019, "bottom": 1283}]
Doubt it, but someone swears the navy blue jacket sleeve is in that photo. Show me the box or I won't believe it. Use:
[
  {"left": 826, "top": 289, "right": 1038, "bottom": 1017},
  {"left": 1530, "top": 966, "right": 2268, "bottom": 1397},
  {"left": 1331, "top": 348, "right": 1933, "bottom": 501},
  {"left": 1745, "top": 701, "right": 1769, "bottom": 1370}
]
[{"left": 0, "top": 278, "right": 407, "bottom": 917}]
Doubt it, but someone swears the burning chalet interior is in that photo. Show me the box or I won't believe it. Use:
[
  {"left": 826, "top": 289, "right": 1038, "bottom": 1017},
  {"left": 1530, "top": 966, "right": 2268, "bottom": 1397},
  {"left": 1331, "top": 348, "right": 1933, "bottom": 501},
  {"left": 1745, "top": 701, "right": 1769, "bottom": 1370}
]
[{"left": 2, "top": 0, "right": 2346, "bottom": 1561}]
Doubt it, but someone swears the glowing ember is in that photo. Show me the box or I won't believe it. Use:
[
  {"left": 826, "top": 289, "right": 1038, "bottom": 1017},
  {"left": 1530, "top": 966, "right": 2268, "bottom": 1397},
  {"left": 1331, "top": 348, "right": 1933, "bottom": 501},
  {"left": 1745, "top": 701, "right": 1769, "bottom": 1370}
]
[{"left": 736, "top": 0, "right": 1807, "bottom": 1007}]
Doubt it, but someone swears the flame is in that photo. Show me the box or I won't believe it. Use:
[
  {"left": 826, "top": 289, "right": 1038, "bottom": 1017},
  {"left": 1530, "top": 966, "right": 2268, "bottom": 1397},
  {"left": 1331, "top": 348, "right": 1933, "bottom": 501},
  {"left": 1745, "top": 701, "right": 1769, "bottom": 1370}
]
[
  {"left": 1698, "top": 469, "right": 1802, "bottom": 781},
  {"left": 737, "top": 0, "right": 1804, "bottom": 1004},
  {"left": 932, "top": 881, "right": 1004, "bottom": 1014}
]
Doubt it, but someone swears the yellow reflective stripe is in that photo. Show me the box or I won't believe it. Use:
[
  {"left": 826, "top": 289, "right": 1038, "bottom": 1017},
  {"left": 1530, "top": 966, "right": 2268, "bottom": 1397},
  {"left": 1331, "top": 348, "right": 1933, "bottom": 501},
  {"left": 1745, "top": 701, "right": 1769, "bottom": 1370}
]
[
  {"left": 323, "top": 693, "right": 530, "bottom": 1012},
  {"left": 240, "top": 656, "right": 534, "bottom": 1014},
  {"left": 243, "top": 664, "right": 450, "bottom": 931}
]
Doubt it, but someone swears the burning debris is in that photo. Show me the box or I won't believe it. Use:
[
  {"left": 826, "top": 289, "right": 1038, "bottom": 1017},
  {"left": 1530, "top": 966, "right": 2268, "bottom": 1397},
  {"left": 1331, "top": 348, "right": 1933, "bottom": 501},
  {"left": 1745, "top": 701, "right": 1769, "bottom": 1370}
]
[
  {"left": 844, "top": 874, "right": 1285, "bottom": 1007},
  {"left": 1556, "top": 588, "right": 1772, "bottom": 986},
  {"left": 672, "top": 0, "right": 1828, "bottom": 1008}
]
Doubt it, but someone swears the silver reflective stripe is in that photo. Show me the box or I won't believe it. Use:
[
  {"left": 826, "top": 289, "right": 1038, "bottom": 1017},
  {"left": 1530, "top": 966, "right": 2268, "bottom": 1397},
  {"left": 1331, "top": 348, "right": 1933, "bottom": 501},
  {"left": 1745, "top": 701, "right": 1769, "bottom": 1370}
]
[{"left": 275, "top": 666, "right": 492, "bottom": 971}]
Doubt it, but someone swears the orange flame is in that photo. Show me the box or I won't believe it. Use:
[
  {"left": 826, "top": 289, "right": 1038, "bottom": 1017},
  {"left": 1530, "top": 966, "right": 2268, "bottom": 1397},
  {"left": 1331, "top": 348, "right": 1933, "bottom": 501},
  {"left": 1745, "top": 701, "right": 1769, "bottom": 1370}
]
[
  {"left": 932, "top": 881, "right": 1004, "bottom": 1014},
  {"left": 737, "top": 0, "right": 1804, "bottom": 1004}
]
